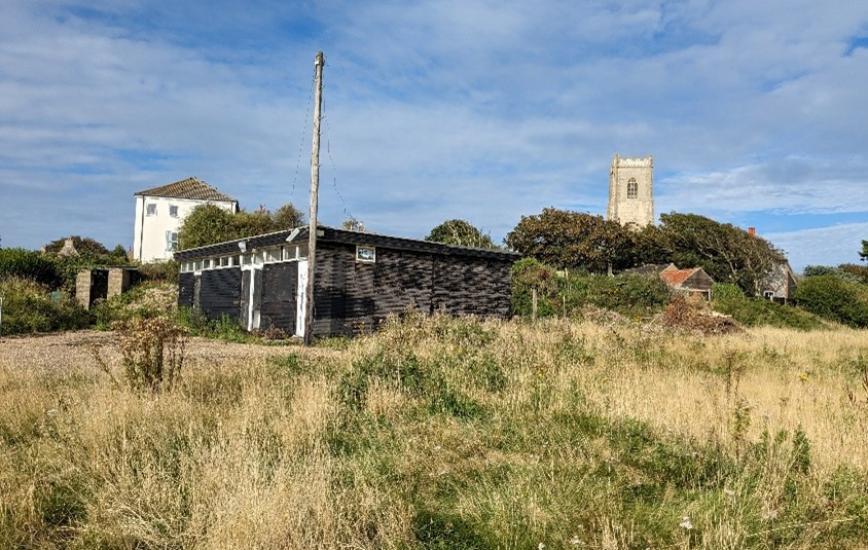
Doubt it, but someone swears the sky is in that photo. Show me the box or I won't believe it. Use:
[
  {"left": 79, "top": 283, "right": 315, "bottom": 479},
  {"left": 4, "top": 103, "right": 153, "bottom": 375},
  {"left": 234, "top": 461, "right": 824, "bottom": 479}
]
[{"left": 1, "top": 0, "right": 867, "bottom": 271}]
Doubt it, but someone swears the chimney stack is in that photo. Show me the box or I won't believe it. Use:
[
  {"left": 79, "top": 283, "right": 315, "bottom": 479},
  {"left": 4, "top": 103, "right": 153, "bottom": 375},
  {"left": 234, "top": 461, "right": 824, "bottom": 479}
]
[{"left": 747, "top": 227, "right": 756, "bottom": 238}]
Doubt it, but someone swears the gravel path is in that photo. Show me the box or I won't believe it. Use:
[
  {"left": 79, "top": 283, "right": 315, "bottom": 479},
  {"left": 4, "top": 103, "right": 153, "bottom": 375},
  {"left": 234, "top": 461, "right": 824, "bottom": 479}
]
[{"left": 0, "top": 330, "right": 335, "bottom": 372}]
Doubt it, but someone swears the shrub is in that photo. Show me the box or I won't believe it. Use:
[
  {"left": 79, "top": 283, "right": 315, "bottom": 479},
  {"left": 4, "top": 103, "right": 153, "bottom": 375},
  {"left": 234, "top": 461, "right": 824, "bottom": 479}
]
[
  {"left": 93, "top": 282, "right": 177, "bottom": 328},
  {"left": 0, "top": 248, "right": 61, "bottom": 287},
  {"left": 138, "top": 260, "right": 179, "bottom": 283},
  {"left": 0, "top": 277, "right": 91, "bottom": 335},
  {"left": 796, "top": 276, "right": 868, "bottom": 328},
  {"left": 712, "top": 283, "right": 827, "bottom": 330},
  {"left": 97, "top": 317, "right": 187, "bottom": 392},
  {"left": 512, "top": 259, "right": 670, "bottom": 318}
]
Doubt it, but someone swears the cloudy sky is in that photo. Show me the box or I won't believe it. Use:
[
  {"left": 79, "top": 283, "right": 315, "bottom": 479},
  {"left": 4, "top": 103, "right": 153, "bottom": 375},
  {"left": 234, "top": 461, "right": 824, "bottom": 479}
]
[{"left": 1, "top": 0, "right": 867, "bottom": 270}]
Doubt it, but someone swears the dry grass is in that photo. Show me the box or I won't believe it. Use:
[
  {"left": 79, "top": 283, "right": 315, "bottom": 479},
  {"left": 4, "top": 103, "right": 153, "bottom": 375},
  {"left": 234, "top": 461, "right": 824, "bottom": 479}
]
[{"left": 1, "top": 317, "right": 866, "bottom": 548}]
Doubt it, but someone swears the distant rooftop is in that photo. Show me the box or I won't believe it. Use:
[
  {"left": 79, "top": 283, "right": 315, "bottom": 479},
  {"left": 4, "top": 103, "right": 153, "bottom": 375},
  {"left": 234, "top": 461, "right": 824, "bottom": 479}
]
[{"left": 135, "top": 177, "right": 236, "bottom": 202}]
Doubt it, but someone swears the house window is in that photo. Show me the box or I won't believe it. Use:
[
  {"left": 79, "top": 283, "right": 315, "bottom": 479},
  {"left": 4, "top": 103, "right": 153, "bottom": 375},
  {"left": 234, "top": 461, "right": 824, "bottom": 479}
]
[
  {"left": 146, "top": 203, "right": 157, "bottom": 216},
  {"left": 356, "top": 245, "right": 376, "bottom": 263},
  {"left": 627, "top": 178, "right": 638, "bottom": 199},
  {"left": 169, "top": 205, "right": 179, "bottom": 218},
  {"left": 763, "top": 291, "right": 775, "bottom": 300},
  {"left": 166, "top": 231, "right": 178, "bottom": 252}
]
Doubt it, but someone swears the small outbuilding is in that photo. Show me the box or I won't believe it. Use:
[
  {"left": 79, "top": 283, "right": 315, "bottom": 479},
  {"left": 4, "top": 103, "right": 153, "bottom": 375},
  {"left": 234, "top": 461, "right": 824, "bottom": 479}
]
[
  {"left": 174, "top": 225, "right": 519, "bottom": 338},
  {"left": 658, "top": 264, "right": 715, "bottom": 300}
]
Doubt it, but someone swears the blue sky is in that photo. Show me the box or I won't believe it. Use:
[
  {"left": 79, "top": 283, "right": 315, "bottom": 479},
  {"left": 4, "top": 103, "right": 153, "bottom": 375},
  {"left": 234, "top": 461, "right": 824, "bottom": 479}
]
[{"left": 1, "top": 0, "right": 867, "bottom": 271}]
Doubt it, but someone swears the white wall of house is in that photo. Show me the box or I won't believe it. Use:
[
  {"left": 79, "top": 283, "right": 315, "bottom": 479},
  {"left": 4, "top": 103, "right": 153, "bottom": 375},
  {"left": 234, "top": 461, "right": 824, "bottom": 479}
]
[{"left": 133, "top": 195, "right": 237, "bottom": 263}]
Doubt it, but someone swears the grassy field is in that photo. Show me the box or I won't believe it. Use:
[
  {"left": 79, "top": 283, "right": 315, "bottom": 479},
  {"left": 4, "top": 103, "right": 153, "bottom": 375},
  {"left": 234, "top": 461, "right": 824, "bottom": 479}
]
[{"left": 1, "top": 316, "right": 867, "bottom": 548}]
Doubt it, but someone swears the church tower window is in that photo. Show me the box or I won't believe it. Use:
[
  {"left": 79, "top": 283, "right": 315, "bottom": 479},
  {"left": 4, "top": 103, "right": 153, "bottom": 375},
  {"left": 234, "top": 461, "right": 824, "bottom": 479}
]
[{"left": 627, "top": 178, "right": 638, "bottom": 199}]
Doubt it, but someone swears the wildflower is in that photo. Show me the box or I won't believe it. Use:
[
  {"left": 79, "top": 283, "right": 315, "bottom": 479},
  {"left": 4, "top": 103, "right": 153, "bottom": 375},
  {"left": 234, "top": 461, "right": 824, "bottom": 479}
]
[
  {"left": 538, "top": 543, "right": 546, "bottom": 550},
  {"left": 570, "top": 535, "right": 581, "bottom": 545},
  {"left": 679, "top": 516, "right": 693, "bottom": 530},
  {"left": 798, "top": 371, "right": 809, "bottom": 382}
]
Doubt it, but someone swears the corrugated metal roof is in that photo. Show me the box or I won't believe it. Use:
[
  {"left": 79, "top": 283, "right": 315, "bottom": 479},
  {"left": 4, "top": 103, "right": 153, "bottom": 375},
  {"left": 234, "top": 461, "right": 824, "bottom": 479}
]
[{"left": 135, "top": 177, "right": 236, "bottom": 202}]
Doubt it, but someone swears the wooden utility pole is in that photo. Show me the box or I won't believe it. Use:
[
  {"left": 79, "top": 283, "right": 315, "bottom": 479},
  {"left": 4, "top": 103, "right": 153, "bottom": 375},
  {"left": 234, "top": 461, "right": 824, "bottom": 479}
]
[{"left": 304, "top": 51, "right": 324, "bottom": 346}]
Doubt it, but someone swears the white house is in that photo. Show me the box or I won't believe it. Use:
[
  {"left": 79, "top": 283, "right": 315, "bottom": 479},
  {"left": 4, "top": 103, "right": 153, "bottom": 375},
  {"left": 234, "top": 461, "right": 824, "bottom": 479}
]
[{"left": 133, "top": 177, "right": 238, "bottom": 263}]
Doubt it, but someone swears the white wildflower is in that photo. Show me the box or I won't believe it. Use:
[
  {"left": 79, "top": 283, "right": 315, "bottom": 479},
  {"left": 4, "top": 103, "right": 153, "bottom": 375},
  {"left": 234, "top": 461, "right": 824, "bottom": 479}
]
[
  {"left": 679, "top": 516, "right": 693, "bottom": 530},
  {"left": 538, "top": 543, "right": 546, "bottom": 550},
  {"left": 570, "top": 535, "right": 581, "bottom": 545}
]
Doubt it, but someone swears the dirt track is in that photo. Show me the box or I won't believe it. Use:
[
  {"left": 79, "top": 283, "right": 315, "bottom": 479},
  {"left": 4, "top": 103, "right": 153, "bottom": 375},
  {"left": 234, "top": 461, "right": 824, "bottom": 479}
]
[{"left": 0, "top": 330, "right": 320, "bottom": 372}]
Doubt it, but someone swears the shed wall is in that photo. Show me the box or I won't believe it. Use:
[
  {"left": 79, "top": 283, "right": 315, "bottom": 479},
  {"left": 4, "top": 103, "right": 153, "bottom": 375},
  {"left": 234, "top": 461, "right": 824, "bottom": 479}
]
[{"left": 311, "top": 242, "right": 512, "bottom": 337}]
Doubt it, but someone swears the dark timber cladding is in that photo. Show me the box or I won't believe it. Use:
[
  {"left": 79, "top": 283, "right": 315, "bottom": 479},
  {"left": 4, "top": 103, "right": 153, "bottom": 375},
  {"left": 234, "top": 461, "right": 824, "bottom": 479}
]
[{"left": 174, "top": 226, "right": 519, "bottom": 337}]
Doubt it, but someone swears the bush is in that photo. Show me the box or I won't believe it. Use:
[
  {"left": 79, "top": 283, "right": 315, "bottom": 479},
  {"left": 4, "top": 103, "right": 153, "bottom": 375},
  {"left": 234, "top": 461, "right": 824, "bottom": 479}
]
[
  {"left": 512, "top": 259, "right": 670, "bottom": 318},
  {"left": 93, "top": 282, "right": 177, "bottom": 328},
  {"left": 0, "top": 248, "right": 61, "bottom": 287},
  {"left": 138, "top": 260, "right": 179, "bottom": 283},
  {"left": 796, "top": 276, "right": 868, "bottom": 328},
  {"left": 95, "top": 317, "right": 187, "bottom": 392},
  {"left": 712, "top": 283, "right": 827, "bottom": 330},
  {"left": 0, "top": 277, "right": 91, "bottom": 335}
]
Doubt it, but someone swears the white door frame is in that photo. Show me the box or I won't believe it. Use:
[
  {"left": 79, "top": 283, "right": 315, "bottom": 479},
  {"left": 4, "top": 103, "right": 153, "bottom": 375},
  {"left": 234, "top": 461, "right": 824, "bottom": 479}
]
[{"left": 296, "top": 260, "right": 308, "bottom": 337}]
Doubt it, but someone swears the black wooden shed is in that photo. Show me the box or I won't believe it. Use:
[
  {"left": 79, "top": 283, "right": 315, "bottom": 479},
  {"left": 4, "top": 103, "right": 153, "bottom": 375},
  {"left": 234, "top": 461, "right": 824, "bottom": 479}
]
[{"left": 174, "top": 226, "right": 519, "bottom": 338}]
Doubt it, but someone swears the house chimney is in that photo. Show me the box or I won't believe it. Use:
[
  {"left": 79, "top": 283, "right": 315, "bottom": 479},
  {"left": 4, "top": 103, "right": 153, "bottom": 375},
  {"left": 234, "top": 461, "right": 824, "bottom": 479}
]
[{"left": 747, "top": 227, "right": 756, "bottom": 238}]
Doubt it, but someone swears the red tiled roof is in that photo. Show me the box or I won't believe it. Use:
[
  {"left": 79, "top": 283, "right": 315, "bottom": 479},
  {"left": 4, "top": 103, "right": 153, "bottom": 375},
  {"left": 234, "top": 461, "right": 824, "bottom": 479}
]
[
  {"left": 135, "top": 177, "right": 236, "bottom": 202},
  {"left": 660, "top": 267, "right": 700, "bottom": 288}
]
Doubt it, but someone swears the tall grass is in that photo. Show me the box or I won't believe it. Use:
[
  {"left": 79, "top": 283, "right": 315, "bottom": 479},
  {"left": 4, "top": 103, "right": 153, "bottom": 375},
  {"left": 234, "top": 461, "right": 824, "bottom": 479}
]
[{"left": 1, "top": 315, "right": 866, "bottom": 548}]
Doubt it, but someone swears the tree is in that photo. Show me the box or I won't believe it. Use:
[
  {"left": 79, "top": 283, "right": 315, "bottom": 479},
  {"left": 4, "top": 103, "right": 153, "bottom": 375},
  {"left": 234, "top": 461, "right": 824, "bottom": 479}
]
[
  {"left": 427, "top": 219, "right": 496, "bottom": 249},
  {"left": 342, "top": 217, "right": 365, "bottom": 232},
  {"left": 860, "top": 240, "right": 868, "bottom": 262},
  {"left": 44, "top": 236, "right": 111, "bottom": 257},
  {"left": 654, "top": 213, "right": 783, "bottom": 294},
  {"left": 179, "top": 202, "right": 306, "bottom": 250},
  {"left": 272, "top": 203, "right": 305, "bottom": 229},
  {"left": 178, "top": 204, "right": 237, "bottom": 250},
  {"left": 505, "top": 208, "right": 633, "bottom": 272}
]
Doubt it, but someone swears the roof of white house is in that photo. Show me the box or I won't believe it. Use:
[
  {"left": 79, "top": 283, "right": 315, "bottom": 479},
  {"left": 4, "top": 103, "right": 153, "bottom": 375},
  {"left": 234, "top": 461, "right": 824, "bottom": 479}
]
[{"left": 135, "top": 177, "right": 236, "bottom": 202}]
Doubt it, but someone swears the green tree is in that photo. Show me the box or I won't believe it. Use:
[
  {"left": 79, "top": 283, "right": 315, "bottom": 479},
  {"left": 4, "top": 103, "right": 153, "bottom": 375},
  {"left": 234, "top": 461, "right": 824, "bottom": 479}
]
[
  {"left": 44, "top": 236, "right": 111, "bottom": 256},
  {"left": 505, "top": 208, "right": 632, "bottom": 272},
  {"left": 654, "top": 213, "right": 783, "bottom": 294},
  {"left": 796, "top": 275, "right": 868, "bottom": 328},
  {"left": 272, "top": 203, "right": 305, "bottom": 229},
  {"left": 427, "top": 219, "right": 496, "bottom": 249},
  {"left": 860, "top": 240, "right": 868, "bottom": 262},
  {"left": 178, "top": 204, "right": 237, "bottom": 250}
]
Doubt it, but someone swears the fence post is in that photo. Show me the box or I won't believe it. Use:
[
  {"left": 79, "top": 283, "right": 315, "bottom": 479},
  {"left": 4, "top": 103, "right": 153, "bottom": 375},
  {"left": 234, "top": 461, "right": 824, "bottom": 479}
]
[
  {"left": 0, "top": 296, "right": 4, "bottom": 338},
  {"left": 562, "top": 294, "right": 566, "bottom": 319},
  {"left": 531, "top": 288, "right": 538, "bottom": 322}
]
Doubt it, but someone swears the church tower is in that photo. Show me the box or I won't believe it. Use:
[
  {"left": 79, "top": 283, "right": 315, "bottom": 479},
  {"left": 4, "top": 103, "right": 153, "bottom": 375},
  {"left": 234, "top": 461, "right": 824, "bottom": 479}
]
[{"left": 607, "top": 154, "right": 654, "bottom": 229}]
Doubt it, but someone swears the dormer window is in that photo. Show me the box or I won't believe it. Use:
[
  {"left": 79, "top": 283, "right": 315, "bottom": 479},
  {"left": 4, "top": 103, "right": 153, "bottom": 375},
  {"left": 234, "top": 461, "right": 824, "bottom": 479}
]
[
  {"left": 146, "top": 203, "right": 157, "bottom": 216},
  {"left": 169, "top": 205, "right": 179, "bottom": 218},
  {"left": 627, "top": 178, "right": 638, "bottom": 199}
]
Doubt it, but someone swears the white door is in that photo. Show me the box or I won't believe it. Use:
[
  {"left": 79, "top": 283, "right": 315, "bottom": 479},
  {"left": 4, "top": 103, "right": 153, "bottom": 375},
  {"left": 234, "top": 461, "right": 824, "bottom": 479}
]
[{"left": 296, "top": 260, "right": 307, "bottom": 337}]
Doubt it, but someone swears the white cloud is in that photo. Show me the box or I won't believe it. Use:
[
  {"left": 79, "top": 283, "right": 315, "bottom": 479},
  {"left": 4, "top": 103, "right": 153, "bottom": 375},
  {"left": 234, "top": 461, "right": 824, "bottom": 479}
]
[{"left": 765, "top": 222, "right": 868, "bottom": 271}]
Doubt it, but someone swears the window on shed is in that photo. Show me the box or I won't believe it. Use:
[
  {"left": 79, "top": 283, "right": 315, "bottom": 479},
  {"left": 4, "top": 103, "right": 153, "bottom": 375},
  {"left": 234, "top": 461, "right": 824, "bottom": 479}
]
[
  {"left": 627, "top": 178, "right": 638, "bottom": 199},
  {"left": 146, "top": 203, "right": 157, "bottom": 216},
  {"left": 194, "top": 260, "right": 203, "bottom": 271},
  {"left": 265, "top": 248, "right": 281, "bottom": 263},
  {"left": 356, "top": 245, "right": 376, "bottom": 263},
  {"left": 169, "top": 205, "right": 179, "bottom": 218}
]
